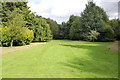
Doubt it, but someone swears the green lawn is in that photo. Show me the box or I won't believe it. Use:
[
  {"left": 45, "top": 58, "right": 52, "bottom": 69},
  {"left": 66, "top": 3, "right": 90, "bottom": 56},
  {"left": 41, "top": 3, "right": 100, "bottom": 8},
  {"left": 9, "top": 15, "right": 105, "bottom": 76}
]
[{"left": 2, "top": 40, "right": 118, "bottom": 78}]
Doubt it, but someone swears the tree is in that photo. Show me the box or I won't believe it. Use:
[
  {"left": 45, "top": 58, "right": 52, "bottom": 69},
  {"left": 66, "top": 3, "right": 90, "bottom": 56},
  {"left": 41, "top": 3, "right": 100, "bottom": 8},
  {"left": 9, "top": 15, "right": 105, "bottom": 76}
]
[
  {"left": 33, "top": 18, "right": 52, "bottom": 42},
  {"left": 39, "top": 18, "right": 52, "bottom": 41},
  {"left": 1, "top": 2, "right": 53, "bottom": 43},
  {"left": 58, "top": 15, "right": 78, "bottom": 39},
  {"left": 3, "top": 8, "right": 27, "bottom": 47},
  {"left": 108, "top": 19, "right": 120, "bottom": 40},
  {"left": 46, "top": 18, "right": 60, "bottom": 39},
  {"left": 88, "top": 30, "right": 100, "bottom": 42},
  {"left": 98, "top": 22, "right": 115, "bottom": 41},
  {"left": 60, "top": 22, "right": 68, "bottom": 39},
  {"left": 80, "top": 1, "right": 114, "bottom": 41},
  {"left": 1, "top": 2, "right": 30, "bottom": 26},
  {"left": 65, "top": 15, "right": 77, "bottom": 39},
  {"left": 1, "top": 26, "right": 34, "bottom": 47},
  {"left": 69, "top": 16, "right": 81, "bottom": 40}
]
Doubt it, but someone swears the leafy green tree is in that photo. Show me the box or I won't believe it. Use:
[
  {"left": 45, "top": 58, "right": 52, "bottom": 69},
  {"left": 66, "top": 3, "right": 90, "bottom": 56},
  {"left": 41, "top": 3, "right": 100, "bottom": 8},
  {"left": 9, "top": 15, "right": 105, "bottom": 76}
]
[
  {"left": 98, "top": 22, "right": 115, "bottom": 41},
  {"left": 1, "top": 26, "right": 34, "bottom": 47},
  {"left": 109, "top": 19, "right": 120, "bottom": 40},
  {"left": 1, "top": 2, "right": 52, "bottom": 43},
  {"left": 46, "top": 18, "right": 60, "bottom": 39},
  {"left": 69, "top": 16, "right": 81, "bottom": 40},
  {"left": 58, "top": 15, "right": 78, "bottom": 39},
  {"left": 5, "top": 8, "right": 26, "bottom": 27},
  {"left": 39, "top": 18, "right": 52, "bottom": 41},
  {"left": 65, "top": 15, "right": 77, "bottom": 39},
  {"left": 3, "top": 8, "right": 27, "bottom": 47},
  {"left": 33, "top": 18, "right": 52, "bottom": 42},
  {"left": 25, "top": 12, "right": 38, "bottom": 30},
  {"left": 60, "top": 22, "right": 68, "bottom": 39}
]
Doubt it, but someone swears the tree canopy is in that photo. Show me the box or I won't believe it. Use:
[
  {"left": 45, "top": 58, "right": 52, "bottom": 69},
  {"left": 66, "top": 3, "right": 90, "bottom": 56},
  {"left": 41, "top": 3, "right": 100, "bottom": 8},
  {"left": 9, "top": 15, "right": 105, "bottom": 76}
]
[
  {"left": 80, "top": 1, "right": 114, "bottom": 41},
  {"left": 46, "top": 18, "right": 60, "bottom": 39},
  {"left": 1, "top": 2, "right": 52, "bottom": 47}
]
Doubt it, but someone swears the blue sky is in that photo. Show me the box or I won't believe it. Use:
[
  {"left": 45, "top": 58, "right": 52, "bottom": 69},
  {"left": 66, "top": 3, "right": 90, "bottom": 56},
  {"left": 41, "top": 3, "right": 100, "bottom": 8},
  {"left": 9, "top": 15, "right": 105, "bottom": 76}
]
[{"left": 27, "top": 0, "right": 119, "bottom": 24}]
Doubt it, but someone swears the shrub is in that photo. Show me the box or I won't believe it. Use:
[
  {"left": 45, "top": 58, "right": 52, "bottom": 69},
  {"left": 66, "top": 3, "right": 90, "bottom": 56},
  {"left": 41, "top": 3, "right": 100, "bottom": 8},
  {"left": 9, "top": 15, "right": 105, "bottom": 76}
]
[
  {"left": 87, "top": 30, "right": 100, "bottom": 42},
  {"left": 1, "top": 26, "right": 34, "bottom": 46}
]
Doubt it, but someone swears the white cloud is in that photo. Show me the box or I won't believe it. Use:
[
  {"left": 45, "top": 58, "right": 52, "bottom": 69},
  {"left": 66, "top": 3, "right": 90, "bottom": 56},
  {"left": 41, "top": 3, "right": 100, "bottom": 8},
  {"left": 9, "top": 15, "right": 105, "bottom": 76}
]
[
  {"left": 27, "top": 0, "right": 119, "bottom": 23},
  {"left": 108, "top": 12, "right": 118, "bottom": 20},
  {"left": 99, "top": 1, "right": 118, "bottom": 19},
  {"left": 27, "top": 0, "right": 88, "bottom": 23}
]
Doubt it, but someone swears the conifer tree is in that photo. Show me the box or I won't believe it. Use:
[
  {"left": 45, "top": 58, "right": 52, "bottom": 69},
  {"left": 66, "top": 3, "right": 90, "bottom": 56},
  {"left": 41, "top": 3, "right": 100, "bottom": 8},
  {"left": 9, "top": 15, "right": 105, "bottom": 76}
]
[{"left": 80, "top": 1, "right": 114, "bottom": 41}]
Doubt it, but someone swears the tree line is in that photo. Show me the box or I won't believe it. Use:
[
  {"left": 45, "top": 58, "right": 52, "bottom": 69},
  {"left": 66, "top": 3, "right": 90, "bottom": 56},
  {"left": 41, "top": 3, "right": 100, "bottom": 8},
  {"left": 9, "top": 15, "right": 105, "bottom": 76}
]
[
  {"left": 50, "top": 1, "right": 120, "bottom": 42},
  {"left": 0, "top": 1, "right": 120, "bottom": 47}
]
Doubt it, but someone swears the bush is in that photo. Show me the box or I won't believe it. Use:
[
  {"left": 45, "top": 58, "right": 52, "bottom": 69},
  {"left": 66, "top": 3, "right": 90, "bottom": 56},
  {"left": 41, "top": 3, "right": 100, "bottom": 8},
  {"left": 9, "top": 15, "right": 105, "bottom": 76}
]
[
  {"left": 87, "top": 30, "right": 100, "bottom": 42},
  {"left": 98, "top": 22, "right": 115, "bottom": 42},
  {"left": 1, "top": 26, "right": 34, "bottom": 46}
]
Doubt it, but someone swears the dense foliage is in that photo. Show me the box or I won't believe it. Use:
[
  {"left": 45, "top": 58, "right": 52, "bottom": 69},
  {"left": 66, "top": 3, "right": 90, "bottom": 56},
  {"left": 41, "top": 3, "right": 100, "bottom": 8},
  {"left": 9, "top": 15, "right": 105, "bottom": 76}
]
[
  {"left": 80, "top": 2, "right": 114, "bottom": 41},
  {"left": 108, "top": 19, "right": 120, "bottom": 40},
  {"left": 69, "top": 16, "right": 81, "bottom": 40},
  {"left": 1, "top": 1, "right": 119, "bottom": 47},
  {"left": 87, "top": 30, "right": 100, "bottom": 42},
  {"left": 33, "top": 17, "right": 52, "bottom": 42},
  {"left": 46, "top": 18, "right": 60, "bottom": 39},
  {"left": 58, "top": 1, "right": 117, "bottom": 42},
  {"left": 1, "top": 2, "right": 52, "bottom": 47},
  {"left": 1, "top": 26, "right": 34, "bottom": 47},
  {"left": 59, "top": 22, "right": 68, "bottom": 39}
]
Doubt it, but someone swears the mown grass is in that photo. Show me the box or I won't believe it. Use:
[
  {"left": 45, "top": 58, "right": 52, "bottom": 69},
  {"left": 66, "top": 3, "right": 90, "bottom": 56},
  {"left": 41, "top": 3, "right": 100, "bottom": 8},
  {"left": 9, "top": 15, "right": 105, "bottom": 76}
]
[{"left": 2, "top": 40, "right": 118, "bottom": 78}]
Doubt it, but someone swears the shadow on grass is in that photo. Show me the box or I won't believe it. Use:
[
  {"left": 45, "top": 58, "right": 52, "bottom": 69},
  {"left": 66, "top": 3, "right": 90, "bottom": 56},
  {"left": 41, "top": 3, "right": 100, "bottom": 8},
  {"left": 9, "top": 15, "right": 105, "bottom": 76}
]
[
  {"left": 60, "top": 44, "right": 108, "bottom": 54},
  {"left": 61, "top": 57, "right": 117, "bottom": 77},
  {"left": 60, "top": 43, "right": 118, "bottom": 78},
  {"left": 60, "top": 44, "right": 99, "bottom": 49}
]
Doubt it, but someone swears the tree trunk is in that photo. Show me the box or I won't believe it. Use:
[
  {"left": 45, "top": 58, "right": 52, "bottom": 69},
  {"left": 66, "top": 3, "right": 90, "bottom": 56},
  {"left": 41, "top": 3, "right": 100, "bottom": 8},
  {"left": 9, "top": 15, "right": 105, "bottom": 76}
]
[
  {"left": 93, "top": 39, "right": 94, "bottom": 42},
  {"left": 10, "top": 40, "right": 13, "bottom": 47}
]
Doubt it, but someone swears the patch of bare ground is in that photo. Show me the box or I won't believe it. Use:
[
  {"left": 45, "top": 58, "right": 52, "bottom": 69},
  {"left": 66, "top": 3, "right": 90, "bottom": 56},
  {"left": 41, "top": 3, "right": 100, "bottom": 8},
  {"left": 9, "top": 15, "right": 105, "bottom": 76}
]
[
  {"left": 108, "top": 41, "right": 120, "bottom": 53},
  {"left": 0, "top": 41, "right": 52, "bottom": 55}
]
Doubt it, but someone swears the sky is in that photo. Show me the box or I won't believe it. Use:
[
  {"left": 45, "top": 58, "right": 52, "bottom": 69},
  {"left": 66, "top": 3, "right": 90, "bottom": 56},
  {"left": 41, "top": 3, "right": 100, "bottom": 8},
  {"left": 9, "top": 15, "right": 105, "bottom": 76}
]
[{"left": 27, "top": 0, "right": 119, "bottom": 24}]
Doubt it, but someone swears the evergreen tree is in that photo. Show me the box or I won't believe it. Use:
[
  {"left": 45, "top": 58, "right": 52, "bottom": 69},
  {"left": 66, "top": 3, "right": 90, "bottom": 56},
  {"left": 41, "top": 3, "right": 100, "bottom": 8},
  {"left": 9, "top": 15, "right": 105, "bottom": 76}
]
[
  {"left": 1, "top": 2, "right": 30, "bottom": 26},
  {"left": 80, "top": 1, "right": 114, "bottom": 41}
]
